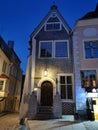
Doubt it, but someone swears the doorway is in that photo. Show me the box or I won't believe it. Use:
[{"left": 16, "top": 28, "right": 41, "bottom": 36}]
[{"left": 41, "top": 81, "right": 53, "bottom": 106}]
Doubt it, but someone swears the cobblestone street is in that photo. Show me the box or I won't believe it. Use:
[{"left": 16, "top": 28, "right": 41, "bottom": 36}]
[
  {"left": 0, "top": 113, "right": 98, "bottom": 130},
  {"left": 0, "top": 113, "right": 27, "bottom": 130}
]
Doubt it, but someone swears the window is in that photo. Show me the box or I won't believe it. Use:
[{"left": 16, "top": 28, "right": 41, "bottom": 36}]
[
  {"left": 59, "top": 75, "right": 73, "bottom": 99},
  {"left": 40, "top": 42, "right": 52, "bottom": 57},
  {"left": 39, "top": 40, "right": 69, "bottom": 58},
  {"left": 81, "top": 70, "right": 96, "bottom": 88},
  {"left": 2, "top": 61, "right": 7, "bottom": 73},
  {"left": 84, "top": 41, "right": 98, "bottom": 58},
  {"left": 0, "top": 80, "right": 4, "bottom": 91},
  {"left": 45, "top": 22, "right": 61, "bottom": 31},
  {"left": 55, "top": 41, "right": 68, "bottom": 57}
]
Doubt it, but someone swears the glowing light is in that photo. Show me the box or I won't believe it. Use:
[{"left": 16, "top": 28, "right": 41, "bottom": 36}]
[
  {"left": 44, "top": 67, "right": 48, "bottom": 77},
  {"left": 92, "top": 88, "right": 96, "bottom": 93},
  {"left": 34, "top": 88, "right": 38, "bottom": 91}
]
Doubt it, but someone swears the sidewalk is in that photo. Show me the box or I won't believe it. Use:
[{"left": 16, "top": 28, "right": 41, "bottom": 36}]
[{"left": 27, "top": 116, "right": 98, "bottom": 130}]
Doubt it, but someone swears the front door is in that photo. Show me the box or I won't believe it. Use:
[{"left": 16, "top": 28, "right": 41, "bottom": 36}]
[{"left": 41, "top": 81, "right": 53, "bottom": 106}]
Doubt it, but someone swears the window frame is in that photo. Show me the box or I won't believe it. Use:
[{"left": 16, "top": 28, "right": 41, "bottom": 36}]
[
  {"left": 45, "top": 22, "right": 61, "bottom": 31},
  {"left": 39, "top": 40, "right": 69, "bottom": 59},
  {"left": 80, "top": 70, "right": 97, "bottom": 89},
  {"left": 0, "top": 80, "right": 4, "bottom": 91},
  {"left": 55, "top": 40, "right": 68, "bottom": 58},
  {"left": 58, "top": 74, "right": 73, "bottom": 101},
  {"left": 39, "top": 41, "right": 53, "bottom": 58},
  {"left": 84, "top": 40, "right": 98, "bottom": 59}
]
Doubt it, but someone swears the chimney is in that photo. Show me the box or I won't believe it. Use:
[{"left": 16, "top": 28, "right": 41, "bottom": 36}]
[{"left": 8, "top": 41, "right": 14, "bottom": 49}]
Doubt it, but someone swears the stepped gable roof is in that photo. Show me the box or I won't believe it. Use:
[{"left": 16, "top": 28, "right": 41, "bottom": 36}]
[
  {"left": 80, "top": 3, "right": 98, "bottom": 20},
  {"left": 30, "top": 5, "right": 71, "bottom": 38}
]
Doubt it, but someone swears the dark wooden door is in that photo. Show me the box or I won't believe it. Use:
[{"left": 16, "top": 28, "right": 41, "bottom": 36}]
[{"left": 41, "top": 81, "right": 53, "bottom": 106}]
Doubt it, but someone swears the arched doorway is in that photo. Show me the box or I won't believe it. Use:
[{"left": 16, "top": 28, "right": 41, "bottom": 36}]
[{"left": 41, "top": 81, "right": 53, "bottom": 106}]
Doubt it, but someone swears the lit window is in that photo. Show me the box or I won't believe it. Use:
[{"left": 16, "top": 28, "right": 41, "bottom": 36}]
[
  {"left": 81, "top": 70, "right": 96, "bottom": 88},
  {"left": 0, "top": 80, "right": 4, "bottom": 91},
  {"left": 59, "top": 75, "right": 73, "bottom": 99},
  {"left": 55, "top": 42, "right": 68, "bottom": 57},
  {"left": 40, "top": 42, "right": 52, "bottom": 57},
  {"left": 84, "top": 41, "right": 98, "bottom": 58}
]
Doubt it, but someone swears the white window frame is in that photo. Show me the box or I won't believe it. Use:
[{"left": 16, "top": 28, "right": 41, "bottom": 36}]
[
  {"left": 39, "top": 40, "right": 69, "bottom": 59},
  {"left": 44, "top": 22, "right": 62, "bottom": 31},
  {"left": 39, "top": 40, "right": 53, "bottom": 59},
  {"left": 0, "top": 80, "right": 4, "bottom": 91},
  {"left": 57, "top": 73, "right": 74, "bottom": 102},
  {"left": 54, "top": 40, "right": 69, "bottom": 58}
]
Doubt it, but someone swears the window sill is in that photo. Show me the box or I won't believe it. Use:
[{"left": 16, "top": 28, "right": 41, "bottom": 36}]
[{"left": 61, "top": 99, "right": 74, "bottom": 103}]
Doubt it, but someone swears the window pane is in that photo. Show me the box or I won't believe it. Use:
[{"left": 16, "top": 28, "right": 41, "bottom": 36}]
[
  {"left": 0, "top": 81, "right": 4, "bottom": 91},
  {"left": 93, "top": 48, "right": 98, "bottom": 58},
  {"left": 40, "top": 42, "right": 52, "bottom": 57},
  {"left": 85, "top": 42, "right": 90, "bottom": 48},
  {"left": 54, "top": 23, "right": 60, "bottom": 29},
  {"left": 92, "top": 41, "right": 97, "bottom": 47},
  {"left": 67, "top": 85, "right": 72, "bottom": 99},
  {"left": 89, "top": 71, "right": 96, "bottom": 87},
  {"left": 60, "top": 75, "right": 73, "bottom": 99},
  {"left": 46, "top": 23, "right": 60, "bottom": 31},
  {"left": 60, "top": 76, "right": 65, "bottom": 84},
  {"left": 85, "top": 48, "right": 91, "bottom": 58},
  {"left": 61, "top": 85, "right": 66, "bottom": 99},
  {"left": 84, "top": 41, "right": 98, "bottom": 58},
  {"left": 55, "top": 42, "right": 68, "bottom": 57},
  {"left": 81, "top": 71, "right": 96, "bottom": 88},
  {"left": 46, "top": 24, "right": 53, "bottom": 30},
  {"left": 81, "top": 71, "right": 89, "bottom": 87},
  {"left": 67, "top": 76, "right": 72, "bottom": 84}
]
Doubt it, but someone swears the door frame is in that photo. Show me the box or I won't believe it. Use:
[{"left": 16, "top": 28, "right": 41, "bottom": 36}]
[
  {"left": 37, "top": 77, "right": 56, "bottom": 105},
  {"left": 41, "top": 81, "right": 53, "bottom": 106}
]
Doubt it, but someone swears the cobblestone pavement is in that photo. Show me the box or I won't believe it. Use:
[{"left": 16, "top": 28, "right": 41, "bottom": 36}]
[
  {"left": 0, "top": 113, "right": 98, "bottom": 130},
  {"left": 0, "top": 113, "right": 28, "bottom": 130}
]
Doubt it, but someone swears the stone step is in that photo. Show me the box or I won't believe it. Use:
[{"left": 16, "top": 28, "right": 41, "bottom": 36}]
[
  {"left": 35, "top": 106, "right": 54, "bottom": 120},
  {"left": 38, "top": 106, "right": 53, "bottom": 113}
]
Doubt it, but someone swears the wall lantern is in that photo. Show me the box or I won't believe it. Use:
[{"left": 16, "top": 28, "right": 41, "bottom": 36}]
[{"left": 44, "top": 66, "right": 48, "bottom": 77}]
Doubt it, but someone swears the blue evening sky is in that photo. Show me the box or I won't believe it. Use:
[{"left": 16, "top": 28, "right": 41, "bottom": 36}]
[{"left": 0, "top": 0, "right": 98, "bottom": 74}]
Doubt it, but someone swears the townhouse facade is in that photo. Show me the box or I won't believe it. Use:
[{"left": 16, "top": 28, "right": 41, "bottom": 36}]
[
  {"left": 20, "top": 4, "right": 98, "bottom": 120},
  {"left": 0, "top": 36, "right": 22, "bottom": 113},
  {"left": 73, "top": 4, "right": 98, "bottom": 120}
]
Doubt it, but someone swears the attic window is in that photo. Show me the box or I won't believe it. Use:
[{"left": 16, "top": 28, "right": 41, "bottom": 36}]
[
  {"left": 51, "top": 12, "right": 57, "bottom": 17},
  {"left": 45, "top": 22, "right": 61, "bottom": 31}
]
